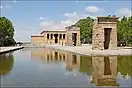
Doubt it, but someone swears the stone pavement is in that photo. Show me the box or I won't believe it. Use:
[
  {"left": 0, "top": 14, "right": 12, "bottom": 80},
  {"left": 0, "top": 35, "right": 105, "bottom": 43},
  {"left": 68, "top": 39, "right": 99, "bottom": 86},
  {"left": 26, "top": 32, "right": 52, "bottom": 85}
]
[
  {"left": 25, "top": 44, "right": 132, "bottom": 56},
  {"left": 45, "top": 44, "right": 132, "bottom": 56}
]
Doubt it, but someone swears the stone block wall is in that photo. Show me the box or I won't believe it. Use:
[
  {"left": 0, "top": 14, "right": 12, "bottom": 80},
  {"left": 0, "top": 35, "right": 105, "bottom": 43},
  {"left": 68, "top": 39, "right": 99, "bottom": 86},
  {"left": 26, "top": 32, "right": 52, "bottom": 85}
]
[
  {"left": 66, "top": 30, "right": 73, "bottom": 46},
  {"left": 31, "top": 36, "right": 45, "bottom": 44},
  {"left": 92, "top": 17, "right": 118, "bottom": 50}
]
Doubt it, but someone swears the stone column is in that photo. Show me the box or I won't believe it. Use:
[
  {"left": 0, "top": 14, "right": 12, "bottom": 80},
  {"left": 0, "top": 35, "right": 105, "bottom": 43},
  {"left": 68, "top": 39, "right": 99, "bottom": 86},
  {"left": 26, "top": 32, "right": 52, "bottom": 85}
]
[
  {"left": 51, "top": 33, "right": 54, "bottom": 44},
  {"left": 53, "top": 33, "right": 55, "bottom": 44},
  {"left": 57, "top": 34, "right": 59, "bottom": 44},
  {"left": 76, "top": 30, "right": 81, "bottom": 46},
  {"left": 58, "top": 33, "right": 60, "bottom": 44},
  {"left": 48, "top": 33, "right": 51, "bottom": 44}
]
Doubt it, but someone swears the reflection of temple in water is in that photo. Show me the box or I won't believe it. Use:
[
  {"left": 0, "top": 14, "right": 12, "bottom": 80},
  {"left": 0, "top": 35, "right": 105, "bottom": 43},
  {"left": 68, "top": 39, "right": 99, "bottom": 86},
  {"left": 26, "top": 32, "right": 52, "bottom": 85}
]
[
  {"left": 31, "top": 48, "right": 80, "bottom": 71},
  {"left": 91, "top": 56, "right": 119, "bottom": 86},
  {"left": 0, "top": 54, "right": 14, "bottom": 76},
  {"left": 31, "top": 49, "right": 119, "bottom": 86}
]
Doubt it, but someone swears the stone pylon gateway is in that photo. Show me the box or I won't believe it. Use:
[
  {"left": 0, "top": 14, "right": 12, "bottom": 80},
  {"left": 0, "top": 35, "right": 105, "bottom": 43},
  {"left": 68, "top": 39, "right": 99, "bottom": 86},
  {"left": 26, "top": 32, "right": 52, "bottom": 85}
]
[{"left": 92, "top": 16, "right": 119, "bottom": 50}]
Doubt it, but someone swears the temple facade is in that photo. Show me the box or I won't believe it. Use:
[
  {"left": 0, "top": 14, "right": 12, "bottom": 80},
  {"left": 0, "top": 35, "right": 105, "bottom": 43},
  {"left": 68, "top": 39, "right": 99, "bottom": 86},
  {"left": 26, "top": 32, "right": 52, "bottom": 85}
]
[
  {"left": 31, "top": 26, "right": 80, "bottom": 46},
  {"left": 92, "top": 16, "right": 119, "bottom": 50}
]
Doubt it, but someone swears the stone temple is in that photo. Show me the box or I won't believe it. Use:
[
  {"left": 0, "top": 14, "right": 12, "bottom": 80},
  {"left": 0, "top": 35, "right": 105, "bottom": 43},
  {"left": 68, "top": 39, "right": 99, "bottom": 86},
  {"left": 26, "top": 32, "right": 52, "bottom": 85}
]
[
  {"left": 92, "top": 16, "right": 119, "bottom": 50},
  {"left": 31, "top": 25, "right": 80, "bottom": 46},
  {"left": 31, "top": 16, "right": 119, "bottom": 49}
]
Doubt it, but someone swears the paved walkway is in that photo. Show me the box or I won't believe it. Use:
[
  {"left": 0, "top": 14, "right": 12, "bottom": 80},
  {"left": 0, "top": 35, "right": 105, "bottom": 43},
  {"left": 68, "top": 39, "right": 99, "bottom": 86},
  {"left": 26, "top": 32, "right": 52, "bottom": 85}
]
[
  {"left": 0, "top": 46, "right": 24, "bottom": 54},
  {"left": 25, "top": 44, "right": 132, "bottom": 56}
]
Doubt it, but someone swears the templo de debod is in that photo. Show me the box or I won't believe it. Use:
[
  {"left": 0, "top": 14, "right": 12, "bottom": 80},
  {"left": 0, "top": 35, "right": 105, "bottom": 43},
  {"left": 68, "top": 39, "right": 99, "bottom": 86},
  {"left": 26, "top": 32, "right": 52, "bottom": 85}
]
[
  {"left": 31, "top": 26, "right": 81, "bottom": 46},
  {"left": 31, "top": 16, "right": 119, "bottom": 49},
  {"left": 92, "top": 16, "right": 119, "bottom": 50}
]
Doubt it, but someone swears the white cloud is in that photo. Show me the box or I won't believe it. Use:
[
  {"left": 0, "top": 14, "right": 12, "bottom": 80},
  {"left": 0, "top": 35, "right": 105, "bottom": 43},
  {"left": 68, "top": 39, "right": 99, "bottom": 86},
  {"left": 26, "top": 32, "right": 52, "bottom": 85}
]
[
  {"left": 40, "top": 19, "right": 76, "bottom": 31},
  {"left": 40, "top": 20, "right": 54, "bottom": 27},
  {"left": 86, "top": 6, "right": 103, "bottom": 13},
  {"left": 13, "top": 23, "right": 41, "bottom": 42},
  {"left": 12, "top": 0, "right": 17, "bottom": 3},
  {"left": 40, "top": 20, "right": 64, "bottom": 30},
  {"left": 89, "top": 16, "right": 97, "bottom": 19},
  {"left": 116, "top": 8, "right": 132, "bottom": 17},
  {"left": 75, "top": 1, "right": 79, "bottom": 4},
  {"left": 39, "top": 17, "right": 47, "bottom": 20},
  {"left": 64, "top": 12, "right": 77, "bottom": 18},
  {"left": 40, "top": 12, "right": 91, "bottom": 31},
  {"left": 64, "top": 12, "right": 90, "bottom": 20},
  {"left": 40, "top": 12, "right": 89, "bottom": 30},
  {"left": 61, "top": 20, "right": 75, "bottom": 26},
  {"left": 0, "top": 5, "right": 3, "bottom": 9}
]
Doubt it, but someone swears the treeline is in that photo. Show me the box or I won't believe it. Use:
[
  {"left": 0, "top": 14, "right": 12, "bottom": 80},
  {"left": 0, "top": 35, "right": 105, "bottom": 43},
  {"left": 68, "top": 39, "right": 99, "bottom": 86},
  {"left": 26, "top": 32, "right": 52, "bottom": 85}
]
[
  {"left": 117, "top": 16, "right": 132, "bottom": 46},
  {"left": 74, "top": 16, "right": 132, "bottom": 46},
  {"left": 0, "top": 17, "right": 15, "bottom": 46},
  {"left": 74, "top": 17, "right": 93, "bottom": 44}
]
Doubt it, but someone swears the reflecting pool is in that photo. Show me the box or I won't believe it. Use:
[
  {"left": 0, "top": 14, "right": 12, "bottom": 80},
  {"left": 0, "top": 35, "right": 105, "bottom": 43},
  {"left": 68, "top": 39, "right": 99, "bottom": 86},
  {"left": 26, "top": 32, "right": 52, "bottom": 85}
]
[{"left": 0, "top": 48, "right": 132, "bottom": 87}]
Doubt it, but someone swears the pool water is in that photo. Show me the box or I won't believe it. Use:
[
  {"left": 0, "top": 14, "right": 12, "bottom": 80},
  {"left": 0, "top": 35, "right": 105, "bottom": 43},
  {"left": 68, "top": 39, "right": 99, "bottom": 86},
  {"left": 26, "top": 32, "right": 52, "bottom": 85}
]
[{"left": 0, "top": 48, "right": 132, "bottom": 87}]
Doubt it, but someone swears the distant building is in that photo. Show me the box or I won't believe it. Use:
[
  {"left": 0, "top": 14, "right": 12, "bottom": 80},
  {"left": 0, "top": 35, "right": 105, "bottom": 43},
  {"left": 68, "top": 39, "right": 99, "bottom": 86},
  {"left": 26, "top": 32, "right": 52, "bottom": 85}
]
[
  {"left": 92, "top": 16, "right": 119, "bottom": 50},
  {"left": 31, "top": 26, "right": 80, "bottom": 46}
]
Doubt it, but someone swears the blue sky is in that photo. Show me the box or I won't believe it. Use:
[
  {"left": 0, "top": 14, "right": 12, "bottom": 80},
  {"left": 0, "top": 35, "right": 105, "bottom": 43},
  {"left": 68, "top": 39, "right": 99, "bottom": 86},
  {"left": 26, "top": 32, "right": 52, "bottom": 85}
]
[{"left": 0, "top": 0, "right": 132, "bottom": 42}]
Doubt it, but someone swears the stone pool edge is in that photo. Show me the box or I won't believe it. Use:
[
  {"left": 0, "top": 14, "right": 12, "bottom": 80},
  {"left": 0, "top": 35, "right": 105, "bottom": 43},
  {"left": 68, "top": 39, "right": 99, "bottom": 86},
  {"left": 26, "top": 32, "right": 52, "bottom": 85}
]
[
  {"left": 46, "top": 46, "right": 132, "bottom": 56},
  {"left": 25, "top": 44, "right": 132, "bottom": 56},
  {"left": 0, "top": 46, "right": 24, "bottom": 54}
]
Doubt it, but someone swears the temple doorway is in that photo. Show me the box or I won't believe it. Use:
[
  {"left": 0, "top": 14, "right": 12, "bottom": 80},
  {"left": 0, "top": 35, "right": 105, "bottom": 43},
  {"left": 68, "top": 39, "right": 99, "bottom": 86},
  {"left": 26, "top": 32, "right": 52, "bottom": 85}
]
[
  {"left": 72, "top": 33, "right": 77, "bottom": 46},
  {"left": 104, "top": 28, "right": 111, "bottom": 49},
  {"left": 54, "top": 34, "right": 58, "bottom": 43}
]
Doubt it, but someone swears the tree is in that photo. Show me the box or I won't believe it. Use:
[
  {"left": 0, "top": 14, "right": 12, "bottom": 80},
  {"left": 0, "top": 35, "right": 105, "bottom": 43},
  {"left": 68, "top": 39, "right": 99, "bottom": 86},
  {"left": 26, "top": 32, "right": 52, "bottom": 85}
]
[
  {"left": 127, "top": 17, "right": 132, "bottom": 45},
  {"left": 117, "top": 16, "right": 132, "bottom": 46},
  {"left": 74, "top": 17, "right": 93, "bottom": 44},
  {"left": 0, "top": 26, "right": 7, "bottom": 46},
  {"left": 73, "top": 16, "right": 132, "bottom": 46},
  {"left": 0, "top": 17, "right": 15, "bottom": 46}
]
